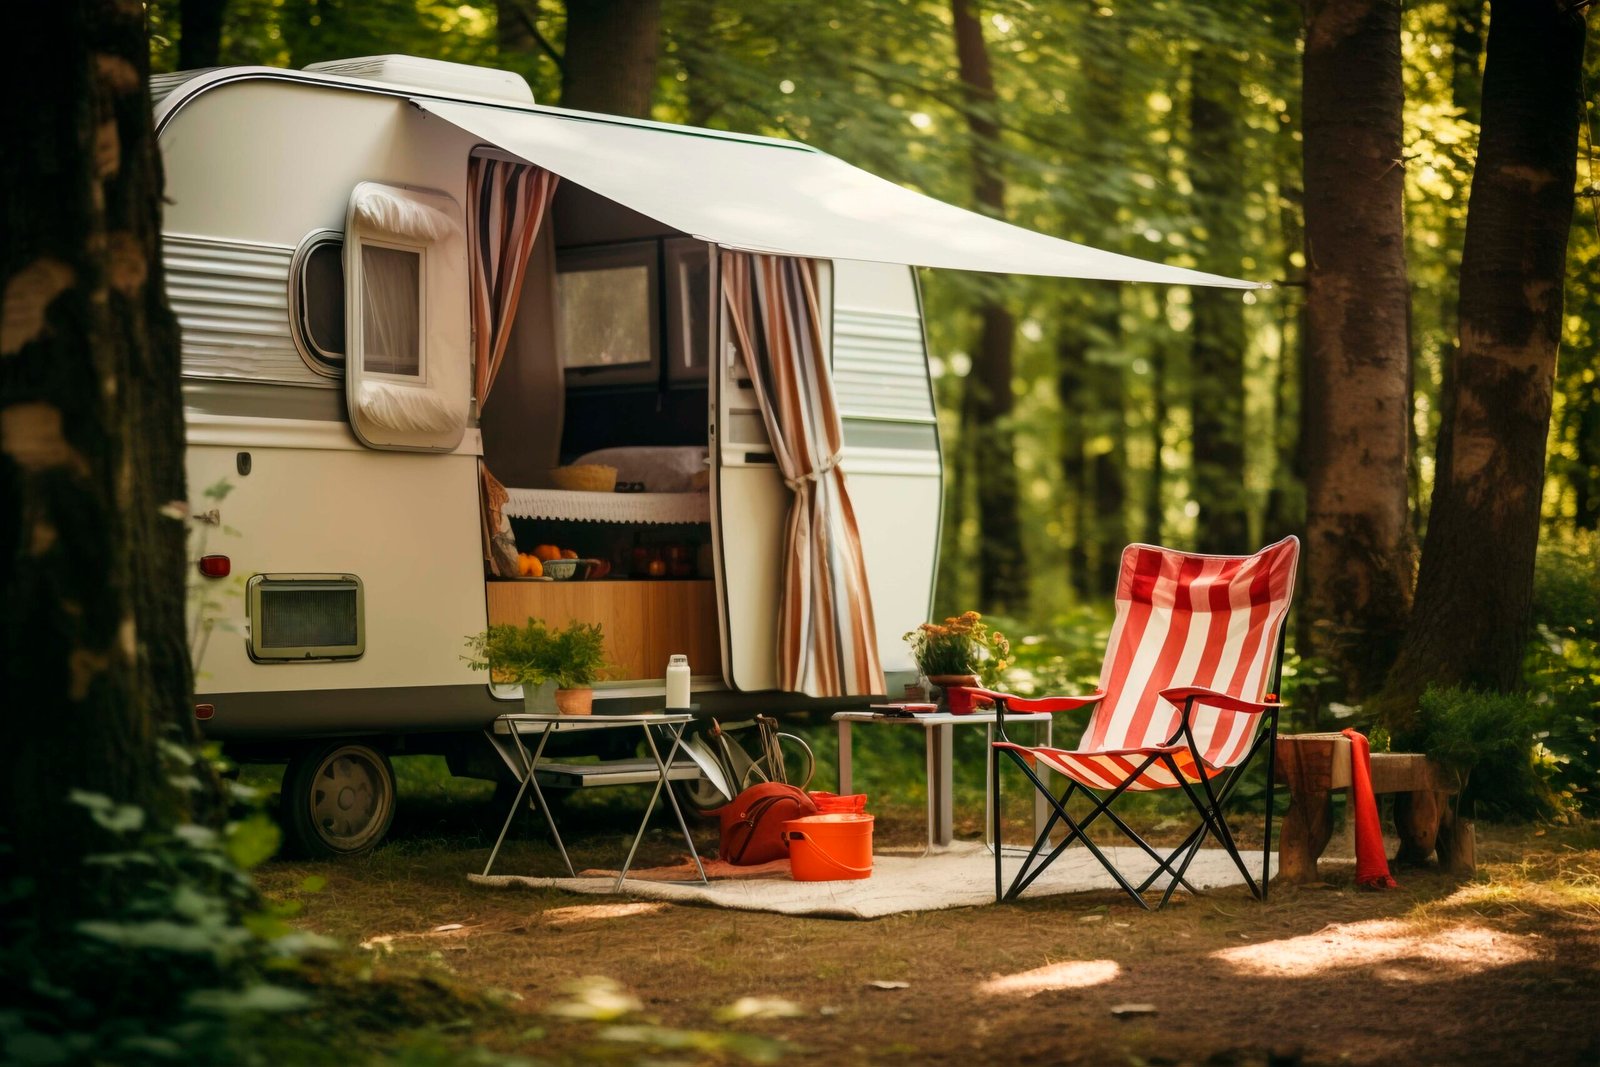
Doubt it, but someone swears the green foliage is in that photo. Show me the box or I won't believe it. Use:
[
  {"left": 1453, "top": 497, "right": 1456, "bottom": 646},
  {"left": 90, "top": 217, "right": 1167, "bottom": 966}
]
[
  {"left": 546, "top": 621, "right": 610, "bottom": 689},
  {"left": 902, "top": 610, "right": 1013, "bottom": 686},
  {"left": 465, "top": 618, "right": 610, "bottom": 689},
  {"left": 1532, "top": 528, "right": 1600, "bottom": 639},
  {"left": 1410, "top": 686, "right": 1554, "bottom": 821},
  {"left": 1525, "top": 530, "right": 1600, "bottom": 816},
  {"left": 546, "top": 976, "right": 792, "bottom": 1063},
  {"left": 0, "top": 736, "right": 333, "bottom": 1065},
  {"left": 987, "top": 605, "right": 1112, "bottom": 697}
]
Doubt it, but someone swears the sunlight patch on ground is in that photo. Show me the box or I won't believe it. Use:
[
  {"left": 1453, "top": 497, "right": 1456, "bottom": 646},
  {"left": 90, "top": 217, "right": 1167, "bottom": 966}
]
[
  {"left": 359, "top": 922, "right": 480, "bottom": 951},
  {"left": 978, "top": 959, "right": 1121, "bottom": 997},
  {"left": 1212, "top": 919, "right": 1538, "bottom": 978},
  {"left": 1419, "top": 857, "right": 1600, "bottom": 918},
  {"left": 544, "top": 902, "right": 667, "bottom": 926}
]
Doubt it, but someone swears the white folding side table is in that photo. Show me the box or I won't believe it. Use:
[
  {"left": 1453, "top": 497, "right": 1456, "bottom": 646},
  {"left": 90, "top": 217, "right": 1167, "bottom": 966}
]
[
  {"left": 482, "top": 712, "right": 706, "bottom": 890},
  {"left": 832, "top": 710, "right": 1054, "bottom": 852}
]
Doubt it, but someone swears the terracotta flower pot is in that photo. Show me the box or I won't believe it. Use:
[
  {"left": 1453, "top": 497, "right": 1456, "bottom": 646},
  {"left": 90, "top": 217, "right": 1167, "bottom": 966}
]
[
  {"left": 928, "top": 674, "right": 980, "bottom": 714},
  {"left": 554, "top": 687, "right": 594, "bottom": 716}
]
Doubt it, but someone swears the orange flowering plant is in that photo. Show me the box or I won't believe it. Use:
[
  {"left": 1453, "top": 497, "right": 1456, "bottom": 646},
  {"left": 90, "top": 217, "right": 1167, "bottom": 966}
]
[{"left": 903, "top": 610, "right": 1012, "bottom": 687}]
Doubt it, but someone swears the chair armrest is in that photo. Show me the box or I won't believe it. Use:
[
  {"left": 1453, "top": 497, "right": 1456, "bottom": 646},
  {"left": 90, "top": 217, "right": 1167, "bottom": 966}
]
[
  {"left": 952, "top": 686, "right": 1105, "bottom": 714},
  {"left": 1159, "top": 686, "right": 1281, "bottom": 717}
]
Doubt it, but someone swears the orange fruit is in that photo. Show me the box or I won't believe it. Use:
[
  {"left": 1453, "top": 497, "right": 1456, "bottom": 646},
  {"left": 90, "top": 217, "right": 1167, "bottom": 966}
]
[
  {"left": 525, "top": 556, "right": 543, "bottom": 578},
  {"left": 533, "top": 544, "right": 561, "bottom": 562},
  {"left": 560, "top": 549, "right": 578, "bottom": 559}
]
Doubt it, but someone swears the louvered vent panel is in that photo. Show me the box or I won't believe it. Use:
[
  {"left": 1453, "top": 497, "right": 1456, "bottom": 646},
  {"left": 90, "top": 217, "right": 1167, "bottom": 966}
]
[
  {"left": 164, "top": 234, "right": 325, "bottom": 386},
  {"left": 832, "top": 308, "right": 934, "bottom": 422},
  {"left": 150, "top": 69, "right": 217, "bottom": 109}
]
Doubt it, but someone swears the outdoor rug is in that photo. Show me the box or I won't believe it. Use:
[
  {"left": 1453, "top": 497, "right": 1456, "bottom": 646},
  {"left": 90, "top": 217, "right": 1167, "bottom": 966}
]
[{"left": 469, "top": 843, "right": 1278, "bottom": 920}]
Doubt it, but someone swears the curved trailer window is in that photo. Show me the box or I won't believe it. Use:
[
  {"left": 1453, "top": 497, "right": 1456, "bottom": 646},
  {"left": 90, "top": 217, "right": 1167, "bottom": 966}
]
[{"left": 291, "top": 231, "right": 347, "bottom": 374}]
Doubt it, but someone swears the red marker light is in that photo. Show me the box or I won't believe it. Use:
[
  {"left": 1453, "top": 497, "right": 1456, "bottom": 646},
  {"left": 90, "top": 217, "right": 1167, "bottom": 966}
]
[
  {"left": 198, "top": 555, "right": 231, "bottom": 578},
  {"left": 194, "top": 703, "right": 215, "bottom": 720}
]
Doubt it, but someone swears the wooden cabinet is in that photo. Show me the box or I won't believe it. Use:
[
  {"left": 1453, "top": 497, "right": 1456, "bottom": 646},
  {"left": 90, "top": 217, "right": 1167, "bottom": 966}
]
[{"left": 485, "top": 579, "right": 722, "bottom": 682}]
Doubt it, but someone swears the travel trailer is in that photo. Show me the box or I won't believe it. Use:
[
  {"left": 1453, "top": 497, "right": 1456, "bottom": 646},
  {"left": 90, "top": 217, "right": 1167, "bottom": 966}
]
[{"left": 155, "top": 56, "right": 1253, "bottom": 856}]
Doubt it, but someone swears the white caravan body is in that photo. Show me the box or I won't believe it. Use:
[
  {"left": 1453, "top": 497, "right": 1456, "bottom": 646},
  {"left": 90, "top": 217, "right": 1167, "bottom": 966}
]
[{"left": 156, "top": 59, "right": 943, "bottom": 743}]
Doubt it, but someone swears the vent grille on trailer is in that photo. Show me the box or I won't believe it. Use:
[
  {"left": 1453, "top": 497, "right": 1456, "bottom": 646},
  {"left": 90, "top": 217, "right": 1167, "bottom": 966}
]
[
  {"left": 832, "top": 308, "right": 936, "bottom": 423},
  {"left": 248, "top": 575, "right": 365, "bottom": 661}
]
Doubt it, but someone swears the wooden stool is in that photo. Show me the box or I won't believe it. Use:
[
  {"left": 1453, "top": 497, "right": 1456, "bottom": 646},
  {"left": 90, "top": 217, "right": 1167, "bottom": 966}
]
[{"left": 1274, "top": 732, "right": 1474, "bottom": 884}]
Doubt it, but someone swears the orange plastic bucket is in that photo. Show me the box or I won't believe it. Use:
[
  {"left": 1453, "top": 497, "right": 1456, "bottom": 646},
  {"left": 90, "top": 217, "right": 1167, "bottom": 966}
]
[
  {"left": 782, "top": 814, "right": 874, "bottom": 881},
  {"left": 807, "top": 791, "right": 868, "bottom": 815}
]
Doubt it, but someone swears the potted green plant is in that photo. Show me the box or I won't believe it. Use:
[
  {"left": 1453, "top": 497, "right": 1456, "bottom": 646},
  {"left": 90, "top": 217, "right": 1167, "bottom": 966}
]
[
  {"left": 546, "top": 620, "right": 610, "bottom": 716},
  {"left": 465, "top": 618, "right": 560, "bottom": 713},
  {"left": 465, "top": 618, "right": 612, "bottom": 715},
  {"left": 902, "top": 611, "right": 1011, "bottom": 713}
]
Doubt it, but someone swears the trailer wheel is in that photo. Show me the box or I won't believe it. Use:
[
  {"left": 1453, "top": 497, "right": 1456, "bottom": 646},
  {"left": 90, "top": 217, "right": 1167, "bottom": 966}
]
[
  {"left": 672, "top": 776, "right": 730, "bottom": 819},
  {"left": 280, "top": 742, "right": 395, "bottom": 858}
]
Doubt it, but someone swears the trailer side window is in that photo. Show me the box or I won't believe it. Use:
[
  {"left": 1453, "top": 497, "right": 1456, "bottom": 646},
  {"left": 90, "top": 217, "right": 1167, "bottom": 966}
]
[
  {"left": 291, "top": 230, "right": 347, "bottom": 374},
  {"left": 341, "top": 181, "right": 470, "bottom": 452},
  {"left": 358, "top": 244, "right": 422, "bottom": 377}
]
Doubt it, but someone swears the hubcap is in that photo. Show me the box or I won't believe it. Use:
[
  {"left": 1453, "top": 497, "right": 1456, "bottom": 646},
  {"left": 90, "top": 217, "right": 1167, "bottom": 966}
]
[{"left": 309, "top": 747, "right": 391, "bottom": 851}]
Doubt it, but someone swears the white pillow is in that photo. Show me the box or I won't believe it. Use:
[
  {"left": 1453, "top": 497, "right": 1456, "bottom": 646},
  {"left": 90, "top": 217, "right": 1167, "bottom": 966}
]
[{"left": 571, "top": 446, "right": 708, "bottom": 492}]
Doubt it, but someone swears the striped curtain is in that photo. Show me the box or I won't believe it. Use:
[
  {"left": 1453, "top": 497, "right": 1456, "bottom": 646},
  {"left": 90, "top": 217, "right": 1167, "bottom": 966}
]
[
  {"left": 720, "top": 251, "right": 884, "bottom": 698},
  {"left": 467, "top": 155, "right": 558, "bottom": 406}
]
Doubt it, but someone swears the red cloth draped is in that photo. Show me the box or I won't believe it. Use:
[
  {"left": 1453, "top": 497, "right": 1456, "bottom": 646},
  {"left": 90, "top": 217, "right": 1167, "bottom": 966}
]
[{"left": 1342, "top": 728, "right": 1398, "bottom": 890}]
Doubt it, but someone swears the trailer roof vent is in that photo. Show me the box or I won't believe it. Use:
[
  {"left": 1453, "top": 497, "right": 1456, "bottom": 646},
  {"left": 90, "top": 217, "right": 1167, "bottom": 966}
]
[{"left": 303, "top": 55, "right": 534, "bottom": 106}]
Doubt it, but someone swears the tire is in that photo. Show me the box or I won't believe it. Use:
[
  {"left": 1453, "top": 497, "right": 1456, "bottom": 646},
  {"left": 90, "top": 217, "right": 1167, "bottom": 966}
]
[
  {"left": 280, "top": 741, "right": 396, "bottom": 858},
  {"left": 672, "top": 775, "right": 729, "bottom": 820}
]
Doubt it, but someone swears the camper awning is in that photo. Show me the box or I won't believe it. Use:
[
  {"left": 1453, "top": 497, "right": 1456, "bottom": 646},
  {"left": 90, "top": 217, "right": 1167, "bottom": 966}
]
[{"left": 413, "top": 98, "right": 1261, "bottom": 289}]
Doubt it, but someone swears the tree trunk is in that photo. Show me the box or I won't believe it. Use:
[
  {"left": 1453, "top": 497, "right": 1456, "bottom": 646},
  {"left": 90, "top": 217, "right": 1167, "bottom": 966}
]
[
  {"left": 561, "top": 0, "right": 662, "bottom": 118},
  {"left": 1379, "top": 0, "right": 1588, "bottom": 725},
  {"left": 952, "top": 0, "right": 1026, "bottom": 613},
  {"left": 677, "top": 0, "right": 721, "bottom": 128},
  {"left": 1089, "top": 303, "right": 1128, "bottom": 590},
  {"left": 1188, "top": 46, "right": 1249, "bottom": 555},
  {"left": 2, "top": 0, "right": 191, "bottom": 918},
  {"left": 1057, "top": 331, "right": 1092, "bottom": 598},
  {"left": 1450, "top": 0, "right": 1489, "bottom": 127},
  {"left": 498, "top": 0, "right": 536, "bottom": 53},
  {"left": 1300, "top": 0, "right": 1415, "bottom": 700},
  {"left": 1145, "top": 336, "right": 1168, "bottom": 545},
  {"left": 1265, "top": 180, "right": 1306, "bottom": 543},
  {"left": 179, "top": 0, "right": 228, "bottom": 69},
  {"left": 939, "top": 367, "right": 981, "bottom": 612}
]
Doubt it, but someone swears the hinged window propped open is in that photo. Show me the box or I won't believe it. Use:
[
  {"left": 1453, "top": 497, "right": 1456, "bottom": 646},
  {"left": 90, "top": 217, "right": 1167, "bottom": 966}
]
[{"left": 344, "top": 181, "right": 471, "bottom": 452}]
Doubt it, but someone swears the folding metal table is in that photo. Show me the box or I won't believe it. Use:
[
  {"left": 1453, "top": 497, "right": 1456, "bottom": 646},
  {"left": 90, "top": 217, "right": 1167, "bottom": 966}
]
[
  {"left": 482, "top": 711, "right": 706, "bottom": 890},
  {"left": 832, "top": 710, "right": 1054, "bottom": 852}
]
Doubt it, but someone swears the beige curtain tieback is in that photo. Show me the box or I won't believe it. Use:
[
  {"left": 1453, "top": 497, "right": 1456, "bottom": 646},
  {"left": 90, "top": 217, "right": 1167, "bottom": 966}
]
[{"left": 784, "top": 452, "right": 842, "bottom": 492}]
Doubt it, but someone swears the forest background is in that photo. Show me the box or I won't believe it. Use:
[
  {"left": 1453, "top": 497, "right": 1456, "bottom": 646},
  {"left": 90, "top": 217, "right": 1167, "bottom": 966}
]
[
  {"left": 1, "top": 2, "right": 1597, "bottom": 1062},
  {"left": 141, "top": 0, "right": 1599, "bottom": 815}
]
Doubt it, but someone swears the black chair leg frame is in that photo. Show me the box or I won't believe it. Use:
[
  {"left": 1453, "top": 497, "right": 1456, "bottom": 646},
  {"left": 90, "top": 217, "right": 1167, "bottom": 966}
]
[{"left": 991, "top": 700, "right": 1278, "bottom": 910}]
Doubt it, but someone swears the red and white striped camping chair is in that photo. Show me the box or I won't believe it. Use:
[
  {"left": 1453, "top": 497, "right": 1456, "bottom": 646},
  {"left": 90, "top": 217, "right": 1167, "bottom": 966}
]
[{"left": 966, "top": 536, "right": 1299, "bottom": 910}]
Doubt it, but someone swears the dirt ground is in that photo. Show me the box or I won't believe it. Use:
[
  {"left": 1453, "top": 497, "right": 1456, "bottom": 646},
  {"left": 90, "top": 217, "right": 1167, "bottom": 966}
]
[{"left": 256, "top": 792, "right": 1600, "bottom": 1067}]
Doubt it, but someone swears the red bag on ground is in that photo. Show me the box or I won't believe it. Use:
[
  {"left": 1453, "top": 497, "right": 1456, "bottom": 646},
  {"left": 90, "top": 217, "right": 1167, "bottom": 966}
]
[{"left": 712, "top": 783, "right": 818, "bottom": 865}]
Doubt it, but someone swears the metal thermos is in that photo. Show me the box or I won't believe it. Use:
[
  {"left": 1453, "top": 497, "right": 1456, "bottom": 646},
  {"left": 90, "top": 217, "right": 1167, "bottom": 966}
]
[{"left": 665, "top": 654, "right": 691, "bottom": 708}]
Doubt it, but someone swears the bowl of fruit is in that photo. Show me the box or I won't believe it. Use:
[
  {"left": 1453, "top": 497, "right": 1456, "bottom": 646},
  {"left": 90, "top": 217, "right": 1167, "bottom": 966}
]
[{"left": 542, "top": 557, "right": 583, "bottom": 580}]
